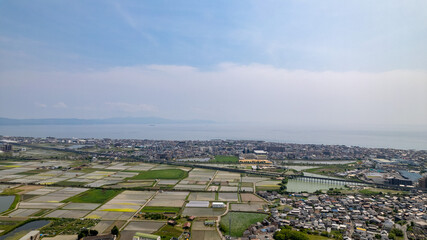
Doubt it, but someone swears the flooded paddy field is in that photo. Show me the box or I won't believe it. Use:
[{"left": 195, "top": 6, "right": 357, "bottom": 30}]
[
  {"left": 182, "top": 207, "right": 226, "bottom": 217},
  {"left": 97, "top": 190, "right": 154, "bottom": 213},
  {"left": 231, "top": 202, "right": 264, "bottom": 212},
  {"left": 120, "top": 221, "right": 165, "bottom": 240},
  {"left": 0, "top": 196, "right": 14, "bottom": 213},
  {"left": 146, "top": 191, "right": 188, "bottom": 207},
  {"left": 188, "top": 192, "right": 216, "bottom": 201},
  {"left": 192, "top": 221, "right": 221, "bottom": 240},
  {"left": 45, "top": 210, "right": 90, "bottom": 218}
]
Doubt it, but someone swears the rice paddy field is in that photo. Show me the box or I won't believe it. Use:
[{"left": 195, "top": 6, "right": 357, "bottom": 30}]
[
  {"left": 95, "top": 190, "right": 154, "bottom": 214},
  {"left": 120, "top": 221, "right": 165, "bottom": 240},
  {"left": 182, "top": 207, "right": 226, "bottom": 217},
  {"left": 187, "top": 192, "right": 216, "bottom": 201},
  {"left": 255, "top": 180, "right": 281, "bottom": 191},
  {"left": 63, "top": 189, "right": 121, "bottom": 203},
  {"left": 192, "top": 221, "right": 222, "bottom": 240},
  {"left": 0, "top": 159, "right": 274, "bottom": 239},
  {"left": 145, "top": 191, "right": 188, "bottom": 207}
]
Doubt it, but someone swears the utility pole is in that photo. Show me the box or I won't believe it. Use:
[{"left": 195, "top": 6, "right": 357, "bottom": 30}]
[{"left": 229, "top": 216, "right": 231, "bottom": 238}]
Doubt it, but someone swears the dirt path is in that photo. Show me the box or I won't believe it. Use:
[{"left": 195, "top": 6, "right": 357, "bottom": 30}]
[
  {"left": 215, "top": 202, "right": 229, "bottom": 240},
  {"left": 206, "top": 170, "right": 218, "bottom": 191}
]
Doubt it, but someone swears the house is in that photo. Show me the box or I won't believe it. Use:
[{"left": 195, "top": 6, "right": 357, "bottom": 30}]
[
  {"left": 205, "top": 220, "right": 216, "bottom": 226},
  {"left": 83, "top": 234, "right": 117, "bottom": 240},
  {"left": 183, "top": 222, "right": 191, "bottom": 229},
  {"left": 18, "top": 231, "right": 40, "bottom": 240}
]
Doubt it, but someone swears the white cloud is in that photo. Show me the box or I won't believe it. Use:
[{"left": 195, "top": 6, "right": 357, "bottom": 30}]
[
  {"left": 53, "top": 102, "right": 67, "bottom": 108},
  {"left": 106, "top": 102, "right": 156, "bottom": 113},
  {"left": 1, "top": 64, "right": 426, "bottom": 128},
  {"left": 34, "top": 102, "right": 47, "bottom": 108}
]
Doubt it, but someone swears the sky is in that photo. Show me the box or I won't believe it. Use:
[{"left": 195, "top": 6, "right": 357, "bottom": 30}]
[{"left": 0, "top": 0, "right": 426, "bottom": 130}]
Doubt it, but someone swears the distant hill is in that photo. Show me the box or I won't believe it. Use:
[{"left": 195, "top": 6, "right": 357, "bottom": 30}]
[{"left": 0, "top": 117, "right": 214, "bottom": 125}]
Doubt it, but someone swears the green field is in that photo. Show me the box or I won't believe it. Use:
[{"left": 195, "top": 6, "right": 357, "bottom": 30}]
[
  {"left": 63, "top": 189, "right": 121, "bottom": 204},
  {"left": 303, "top": 164, "right": 356, "bottom": 178},
  {"left": 141, "top": 206, "right": 181, "bottom": 213},
  {"left": 358, "top": 188, "right": 408, "bottom": 196},
  {"left": 210, "top": 155, "right": 239, "bottom": 163},
  {"left": 220, "top": 212, "right": 267, "bottom": 237},
  {"left": 307, "top": 235, "right": 333, "bottom": 240},
  {"left": 154, "top": 224, "right": 183, "bottom": 239},
  {"left": 0, "top": 220, "right": 22, "bottom": 233},
  {"left": 128, "top": 169, "right": 187, "bottom": 180},
  {"left": 40, "top": 218, "right": 99, "bottom": 237}
]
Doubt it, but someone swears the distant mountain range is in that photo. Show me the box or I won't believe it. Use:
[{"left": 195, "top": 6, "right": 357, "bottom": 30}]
[{"left": 0, "top": 117, "right": 214, "bottom": 125}]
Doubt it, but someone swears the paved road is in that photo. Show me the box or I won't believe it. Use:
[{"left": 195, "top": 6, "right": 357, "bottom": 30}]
[
  {"left": 215, "top": 202, "right": 230, "bottom": 240},
  {"left": 396, "top": 223, "right": 408, "bottom": 240}
]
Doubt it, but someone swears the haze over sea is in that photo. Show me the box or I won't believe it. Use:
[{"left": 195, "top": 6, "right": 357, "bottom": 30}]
[{"left": 1, "top": 123, "right": 426, "bottom": 151}]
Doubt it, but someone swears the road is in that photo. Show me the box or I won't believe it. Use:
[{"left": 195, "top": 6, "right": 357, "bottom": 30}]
[{"left": 215, "top": 202, "right": 230, "bottom": 240}]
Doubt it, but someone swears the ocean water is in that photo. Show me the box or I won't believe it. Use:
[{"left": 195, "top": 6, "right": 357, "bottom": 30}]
[{"left": 0, "top": 124, "right": 426, "bottom": 150}]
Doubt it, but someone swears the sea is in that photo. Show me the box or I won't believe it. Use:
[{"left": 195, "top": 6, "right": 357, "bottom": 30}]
[{"left": 0, "top": 123, "right": 426, "bottom": 150}]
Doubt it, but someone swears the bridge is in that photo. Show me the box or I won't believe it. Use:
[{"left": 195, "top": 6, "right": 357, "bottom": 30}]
[{"left": 288, "top": 175, "right": 367, "bottom": 185}]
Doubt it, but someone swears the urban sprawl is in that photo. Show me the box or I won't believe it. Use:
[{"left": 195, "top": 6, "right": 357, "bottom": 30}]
[{"left": 0, "top": 136, "right": 426, "bottom": 240}]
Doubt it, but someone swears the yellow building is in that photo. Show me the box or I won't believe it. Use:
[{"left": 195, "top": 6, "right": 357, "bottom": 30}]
[{"left": 239, "top": 159, "right": 272, "bottom": 164}]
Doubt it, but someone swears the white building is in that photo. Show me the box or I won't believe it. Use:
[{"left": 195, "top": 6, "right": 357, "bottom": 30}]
[{"left": 212, "top": 202, "right": 226, "bottom": 208}]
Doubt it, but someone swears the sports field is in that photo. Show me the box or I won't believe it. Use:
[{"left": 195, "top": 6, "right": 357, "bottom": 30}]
[{"left": 210, "top": 155, "right": 239, "bottom": 163}]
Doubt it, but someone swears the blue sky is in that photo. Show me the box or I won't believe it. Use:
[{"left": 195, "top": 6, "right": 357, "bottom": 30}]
[
  {"left": 1, "top": 0, "right": 426, "bottom": 71},
  {"left": 0, "top": 0, "right": 426, "bottom": 128}
]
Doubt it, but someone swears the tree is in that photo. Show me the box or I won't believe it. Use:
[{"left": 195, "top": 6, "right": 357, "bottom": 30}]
[
  {"left": 274, "top": 228, "right": 309, "bottom": 240},
  {"left": 111, "top": 225, "right": 119, "bottom": 236},
  {"left": 314, "top": 190, "right": 323, "bottom": 195},
  {"left": 278, "top": 177, "right": 288, "bottom": 194},
  {"left": 78, "top": 228, "right": 98, "bottom": 239},
  {"left": 89, "top": 229, "right": 98, "bottom": 236},
  {"left": 390, "top": 228, "right": 403, "bottom": 237}
]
